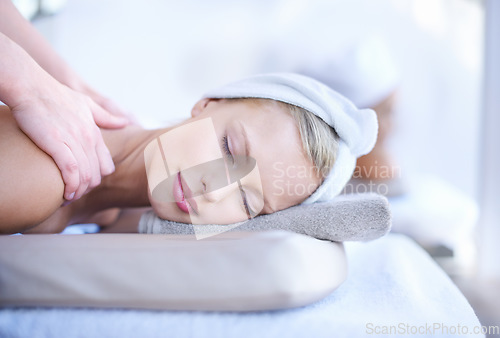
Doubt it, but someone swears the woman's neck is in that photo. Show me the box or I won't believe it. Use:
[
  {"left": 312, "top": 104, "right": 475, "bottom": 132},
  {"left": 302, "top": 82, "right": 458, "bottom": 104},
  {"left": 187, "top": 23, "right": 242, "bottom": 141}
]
[{"left": 69, "top": 123, "right": 171, "bottom": 221}]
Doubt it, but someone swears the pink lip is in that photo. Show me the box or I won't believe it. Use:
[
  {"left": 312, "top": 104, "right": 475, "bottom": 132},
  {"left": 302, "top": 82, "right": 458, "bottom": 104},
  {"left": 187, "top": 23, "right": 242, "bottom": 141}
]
[{"left": 173, "top": 172, "right": 198, "bottom": 214}]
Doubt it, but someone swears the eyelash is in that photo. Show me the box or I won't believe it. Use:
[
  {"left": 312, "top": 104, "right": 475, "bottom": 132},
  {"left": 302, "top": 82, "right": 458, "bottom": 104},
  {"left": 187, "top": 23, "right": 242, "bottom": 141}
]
[
  {"left": 239, "top": 187, "right": 253, "bottom": 219},
  {"left": 221, "top": 135, "right": 232, "bottom": 160},
  {"left": 221, "top": 134, "right": 252, "bottom": 218}
]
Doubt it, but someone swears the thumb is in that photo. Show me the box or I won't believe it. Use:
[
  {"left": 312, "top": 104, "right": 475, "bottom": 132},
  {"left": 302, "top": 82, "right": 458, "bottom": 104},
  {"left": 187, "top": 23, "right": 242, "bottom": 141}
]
[{"left": 90, "top": 99, "right": 130, "bottom": 129}]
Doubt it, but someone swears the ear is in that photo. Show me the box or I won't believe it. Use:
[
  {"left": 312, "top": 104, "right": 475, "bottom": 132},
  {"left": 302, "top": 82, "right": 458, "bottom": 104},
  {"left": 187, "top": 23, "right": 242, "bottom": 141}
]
[{"left": 191, "top": 98, "right": 218, "bottom": 118}]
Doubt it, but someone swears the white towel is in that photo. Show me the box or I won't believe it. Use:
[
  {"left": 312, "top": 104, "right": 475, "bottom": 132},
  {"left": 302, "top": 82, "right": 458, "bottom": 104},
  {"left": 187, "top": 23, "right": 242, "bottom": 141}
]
[
  {"left": 203, "top": 73, "right": 378, "bottom": 204},
  {"left": 139, "top": 193, "right": 392, "bottom": 242}
]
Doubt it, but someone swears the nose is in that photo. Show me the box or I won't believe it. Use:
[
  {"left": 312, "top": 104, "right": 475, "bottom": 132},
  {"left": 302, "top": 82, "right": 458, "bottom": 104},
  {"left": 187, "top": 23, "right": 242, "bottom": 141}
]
[
  {"left": 201, "top": 174, "right": 238, "bottom": 204},
  {"left": 205, "top": 184, "right": 240, "bottom": 204},
  {"left": 188, "top": 155, "right": 257, "bottom": 204}
]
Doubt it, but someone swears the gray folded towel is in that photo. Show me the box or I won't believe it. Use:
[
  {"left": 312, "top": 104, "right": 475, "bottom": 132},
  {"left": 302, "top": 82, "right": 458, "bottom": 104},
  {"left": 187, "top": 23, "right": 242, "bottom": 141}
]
[{"left": 138, "top": 193, "right": 391, "bottom": 242}]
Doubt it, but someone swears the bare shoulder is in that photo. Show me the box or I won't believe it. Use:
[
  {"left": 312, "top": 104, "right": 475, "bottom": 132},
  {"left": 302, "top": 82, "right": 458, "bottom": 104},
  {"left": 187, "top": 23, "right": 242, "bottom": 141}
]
[{"left": 0, "top": 106, "right": 64, "bottom": 234}]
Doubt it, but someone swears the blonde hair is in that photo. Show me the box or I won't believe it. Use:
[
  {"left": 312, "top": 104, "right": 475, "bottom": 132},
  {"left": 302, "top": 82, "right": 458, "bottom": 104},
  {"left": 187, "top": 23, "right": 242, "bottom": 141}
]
[
  {"left": 229, "top": 98, "right": 339, "bottom": 180},
  {"left": 282, "top": 102, "right": 339, "bottom": 179}
]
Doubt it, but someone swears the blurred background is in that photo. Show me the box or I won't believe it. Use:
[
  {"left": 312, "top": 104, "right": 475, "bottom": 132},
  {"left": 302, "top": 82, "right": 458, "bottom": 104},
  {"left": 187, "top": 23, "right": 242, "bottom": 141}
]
[{"left": 11, "top": 0, "right": 499, "bottom": 334}]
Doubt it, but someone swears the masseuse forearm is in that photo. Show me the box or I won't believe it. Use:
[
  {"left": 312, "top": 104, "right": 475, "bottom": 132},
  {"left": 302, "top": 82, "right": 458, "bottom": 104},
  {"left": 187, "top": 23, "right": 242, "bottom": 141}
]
[
  {"left": 0, "top": 0, "right": 76, "bottom": 87},
  {"left": 0, "top": 32, "right": 55, "bottom": 108}
]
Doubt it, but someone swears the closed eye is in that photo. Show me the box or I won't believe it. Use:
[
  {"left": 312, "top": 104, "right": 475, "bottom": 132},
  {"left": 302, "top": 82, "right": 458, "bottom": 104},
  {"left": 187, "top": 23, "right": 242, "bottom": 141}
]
[
  {"left": 221, "top": 134, "right": 234, "bottom": 164},
  {"left": 238, "top": 184, "right": 256, "bottom": 219},
  {"left": 222, "top": 134, "right": 256, "bottom": 218}
]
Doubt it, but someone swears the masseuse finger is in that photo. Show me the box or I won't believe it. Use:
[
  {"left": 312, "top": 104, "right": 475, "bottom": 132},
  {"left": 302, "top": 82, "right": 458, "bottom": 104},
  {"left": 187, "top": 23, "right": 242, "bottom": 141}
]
[
  {"left": 95, "top": 132, "right": 115, "bottom": 177},
  {"left": 89, "top": 100, "right": 118, "bottom": 176},
  {"left": 70, "top": 139, "right": 92, "bottom": 201},
  {"left": 42, "top": 138, "right": 80, "bottom": 201},
  {"left": 90, "top": 98, "right": 129, "bottom": 129},
  {"left": 84, "top": 127, "right": 103, "bottom": 191}
]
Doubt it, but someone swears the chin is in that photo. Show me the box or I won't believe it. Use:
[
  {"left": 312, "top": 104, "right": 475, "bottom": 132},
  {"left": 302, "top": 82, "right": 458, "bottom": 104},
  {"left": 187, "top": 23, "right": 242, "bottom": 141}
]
[
  {"left": 149, "top": 199, "right": 191, "bottom": 224},
  {"left": 148, "top": 195, "right": 251, "bottom": 225}
]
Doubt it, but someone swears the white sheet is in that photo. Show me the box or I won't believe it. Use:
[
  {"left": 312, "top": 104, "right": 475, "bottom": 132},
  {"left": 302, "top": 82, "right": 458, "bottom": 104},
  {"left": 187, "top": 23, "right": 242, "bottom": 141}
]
[{"left": 0, "top": 234, "right": 483, "bottom": 338}]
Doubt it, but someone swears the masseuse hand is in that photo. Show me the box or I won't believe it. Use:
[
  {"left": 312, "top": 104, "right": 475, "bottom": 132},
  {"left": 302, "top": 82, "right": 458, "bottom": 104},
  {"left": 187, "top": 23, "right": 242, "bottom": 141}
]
[
  {"left": 0, "top": 2, "right": 131, "bottom": 202},
  {"left": 63, "top": 71, "right": 135, "bottom": 125},
  {"left": 0, "top": 31, "right": 129, "bottom": 202},
  {"left": 11, "top": 77, "right": 129, "bottom": 202}
]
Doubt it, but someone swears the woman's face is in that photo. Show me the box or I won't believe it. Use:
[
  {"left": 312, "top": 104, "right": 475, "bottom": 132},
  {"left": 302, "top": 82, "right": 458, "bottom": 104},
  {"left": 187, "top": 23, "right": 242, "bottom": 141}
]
[{"left": 145, "top": 98, "right": 321, "bottom": 225}]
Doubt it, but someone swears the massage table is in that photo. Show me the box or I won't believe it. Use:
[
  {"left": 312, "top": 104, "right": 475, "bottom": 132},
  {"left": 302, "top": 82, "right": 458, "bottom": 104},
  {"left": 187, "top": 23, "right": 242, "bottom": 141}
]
[{"left": 0, "top": 231, "right": 483, "bottom": 338}]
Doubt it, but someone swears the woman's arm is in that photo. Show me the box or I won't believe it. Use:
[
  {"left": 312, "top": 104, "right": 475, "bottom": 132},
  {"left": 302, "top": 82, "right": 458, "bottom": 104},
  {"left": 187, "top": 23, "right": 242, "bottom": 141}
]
[
  {"left": 0, "top": 106, "right": 65, "bottom": 234},
  {"left": 0, "top": 0, "right": 77, "bottom": 87},
  {"left": 0, "top": 0, "right": 125, "bottom": 112},
  {"left": 0, "top": 0, "right": 130, "bottom": 118}
]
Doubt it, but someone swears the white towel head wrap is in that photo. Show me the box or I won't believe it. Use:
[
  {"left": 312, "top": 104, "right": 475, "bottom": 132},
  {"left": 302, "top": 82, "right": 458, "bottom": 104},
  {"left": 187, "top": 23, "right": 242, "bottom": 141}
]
[{"left": 203, "top": 73, "right": 378, "bottom": 204}]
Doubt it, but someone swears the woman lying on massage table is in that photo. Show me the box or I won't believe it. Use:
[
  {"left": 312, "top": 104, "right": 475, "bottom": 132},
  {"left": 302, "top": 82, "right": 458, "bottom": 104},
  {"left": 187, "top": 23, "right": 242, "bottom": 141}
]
[{"left": 0, "top": 73, "right": 378, "bottom": 235}]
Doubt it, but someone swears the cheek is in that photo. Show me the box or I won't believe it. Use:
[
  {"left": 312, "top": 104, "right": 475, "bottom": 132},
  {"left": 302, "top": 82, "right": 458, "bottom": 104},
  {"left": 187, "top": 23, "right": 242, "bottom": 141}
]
[
  {"left": 149, "top": 198, "right": 171, "bottom": 220},
  {"left": 190, "top": 186, "right": 249, "bottom": 225},
  {"left": 264, "top": 163, "right": 320, "bottom": 201},
  {"left": 149, "top": 197, "right": 179, "bottom": 221},
  {"left": 159, "top": 117, "right": 223, "bottom": 174}
]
